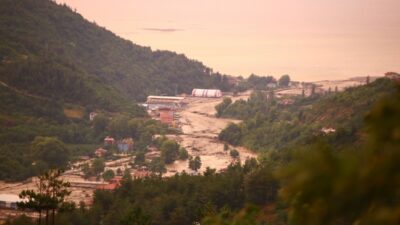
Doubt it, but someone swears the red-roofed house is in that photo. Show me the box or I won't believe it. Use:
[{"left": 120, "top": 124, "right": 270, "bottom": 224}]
[
  {"left": 104, "top": 136, "right": 115, "bottom": 145},
  {"left": 133, "top": 170, "right": 151, "bottom": 179},
  {"left": 159, "top": 107, "right": 174, "bottom": 124},
  {"left": 96, "top": 177, "right": 122, "bottom": 191},
  {"left": 95, "top": 148, "right": 107, "bottom": 158}
]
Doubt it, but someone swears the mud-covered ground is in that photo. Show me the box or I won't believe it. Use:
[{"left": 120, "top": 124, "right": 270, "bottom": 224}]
[{"left": 165, "top": 93, "right": 257, "bottom": 176}]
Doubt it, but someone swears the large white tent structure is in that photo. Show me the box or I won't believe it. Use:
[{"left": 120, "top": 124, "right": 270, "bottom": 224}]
[{"left": 191, "top": 89, "right": 222, "bottom": 98}]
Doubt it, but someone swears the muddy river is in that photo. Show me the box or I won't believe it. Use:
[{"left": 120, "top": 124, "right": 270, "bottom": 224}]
[{"left": 165, "top": 93, "right": 257, "bottom": 175}]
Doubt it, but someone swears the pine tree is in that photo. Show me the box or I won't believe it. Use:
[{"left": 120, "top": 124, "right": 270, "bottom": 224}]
[{"left": 18, "top": 169, "right": 71, "bottom": 225}]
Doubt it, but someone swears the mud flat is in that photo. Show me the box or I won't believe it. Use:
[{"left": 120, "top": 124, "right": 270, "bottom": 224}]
[
  {"left": 165, "top": 93, "right": 257, "bottom": 176},
  {"left": 0, "top": 173, "right": 97, "bottom": 206},
  {"left": 0, "top": 93, "right": 255, "bottom": 205}
]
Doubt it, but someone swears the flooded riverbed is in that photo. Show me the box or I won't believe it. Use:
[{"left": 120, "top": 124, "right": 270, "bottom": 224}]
[{"left": 165, "top": 94, "right": 257, "bottom": 176}]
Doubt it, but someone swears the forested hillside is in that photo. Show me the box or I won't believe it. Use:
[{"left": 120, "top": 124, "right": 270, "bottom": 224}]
[
  {"left": 218, "top": 78, "right": 397, "bottom": 151},
  {"left": 5, "top": 84, "right": 400, "bottom": 225},
  {"left": 0, "top": 0, "right": 232, "bottom": 108},
  {"left": 0, "top": 0, "right": 235, "bottom": 180}
]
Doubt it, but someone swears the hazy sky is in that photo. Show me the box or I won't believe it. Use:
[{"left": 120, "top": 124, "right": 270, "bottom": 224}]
[{"left": 58, "top": 0, "right": 399, "bottom": 81}]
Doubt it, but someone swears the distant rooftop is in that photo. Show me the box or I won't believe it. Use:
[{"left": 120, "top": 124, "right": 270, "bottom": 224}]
[{"left": 147, "top": 96, "right": 184, "bottom": 100}]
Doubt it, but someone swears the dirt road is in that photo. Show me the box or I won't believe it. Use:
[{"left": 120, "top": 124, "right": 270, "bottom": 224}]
[{"left": 165, "top": 94, "right": 257, "bottom": 175}]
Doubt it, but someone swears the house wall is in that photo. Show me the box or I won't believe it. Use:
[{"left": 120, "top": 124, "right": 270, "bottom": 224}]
[
  {"left": 159, "top": 110, "right": 174, "bottom": 124},
  {"left": 0, "top": 201, "right": 17, "bottom": 209}
]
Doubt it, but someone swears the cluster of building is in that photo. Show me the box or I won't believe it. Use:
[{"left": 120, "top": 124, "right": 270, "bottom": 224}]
[
  {"left": 94, "top": 137, "right": 134, "bottom": 158},
  {"left": 96, "top": 177, "right": 122, "bottom": 191},
  {"left": 142, "top": 96, "right": 184, "bottom": 126},
  {"left": 95, "top": 168, "right": 152, "bottom": 191},
  {"left": 144, "top": 88, "right": 223, "bottom": 126}
]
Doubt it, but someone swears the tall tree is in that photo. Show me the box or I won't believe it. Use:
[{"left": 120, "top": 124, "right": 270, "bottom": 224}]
[
  {"left": 188, "top": 156, "right": 202, "bottom": 172},
  {"left": 92, "top": 158, "right": 105, "bottom": 175},
  {"left": 18, "top": 169, "right": 71, "bottom": 225},
  {"left": 278, "top": 75, "right": 291, "bottom": 87},
  {"left": 30, "top": 137, "right": 70, "bottom": 170},
  {"left": 160, "top": 140, "right": 180, "bottom": 164},
  {"left": 92, "top": 113, "right": 109, "bottom": 135},
  {"left": 109, "top": 115, "right": 130, "bottom": 139},
  {"left": 149, "top": 157, "right": 166, "bottom": 176},
  {"left": 45, "top": 170, "right": 71, "bottom": 225},
  {"left": 215, "top": 97, "right": 232, "bottom": 117}
]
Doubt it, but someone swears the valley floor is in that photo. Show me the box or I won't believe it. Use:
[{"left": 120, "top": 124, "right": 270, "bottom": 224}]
[
  {"left": 0, "top": 93, "right": 257, "bottom": 217},
  {"left": 165, "top": 93, "right": 257, "bottom": 175}
]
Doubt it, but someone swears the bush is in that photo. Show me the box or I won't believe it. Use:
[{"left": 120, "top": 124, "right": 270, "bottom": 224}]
[
  {"left": 178, "top": 147, "right": 189, "bottom": 160},
  {"left": 102, "top": 169, "right": 115, "bottom": 181},
  {"left": 218, "top": 123, "right": 242, "bottom": 146},
  {"left": 229, "top": 149, "right": 239, "bottom": 158},
  {"left": 160, "top": 140, "right": 180, "bottom": 164}
]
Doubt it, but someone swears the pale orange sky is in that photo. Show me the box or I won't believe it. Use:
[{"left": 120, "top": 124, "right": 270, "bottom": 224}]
[{"left": 58, "top": 0, "right": 399, "bottom": 81}]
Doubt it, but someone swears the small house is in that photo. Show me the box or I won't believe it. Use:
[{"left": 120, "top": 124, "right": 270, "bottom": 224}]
[
  {"left": 89, "top": 112, "right": 98, "bottom": 121},
  {"left": 117, "top": 138, "right": 134, "bottom": 153},
  {"left": 104, "top": 136, "right": 115, "bottom": 145},
  {"left": 321, "top": 127, "right": 336, "bottom": 134},
  {"left": 133, "top": 170, "right": 151, "bottom": 179},
  {"left": 95, "top": 148, "right": 107, "bottom": 158},
  {"left": 96, "top": 177, "right": 122, "bottom": 191},
  {"left": 158, "top": 107, "right": 174, "bottom": 124}
]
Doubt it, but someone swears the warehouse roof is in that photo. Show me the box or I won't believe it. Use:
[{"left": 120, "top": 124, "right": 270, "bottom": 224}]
[
  {"left": 0, "top": 194, "right": 24, "bottom": 203},
  {"left": 147, "top": 96, "right": 184, "bottom": 100}
]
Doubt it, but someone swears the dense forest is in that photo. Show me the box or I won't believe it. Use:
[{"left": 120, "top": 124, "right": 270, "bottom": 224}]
[
  {"left": 0, "top": 0, "right": 233, "bottom": 104},
  {"left": 6, "top": 81, "right": 400, "bottom": 225},
  {"left": 218, "top": 78, "right": 397, "bottom": 151}
]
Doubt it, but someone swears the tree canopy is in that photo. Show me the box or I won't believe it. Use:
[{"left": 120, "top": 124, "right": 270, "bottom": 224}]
[
  {"left": 278, "top": 74, "right": 291, "bottom": 87},
  {"left": 31, "top": 137, "right": 70, "bottom": 170}
]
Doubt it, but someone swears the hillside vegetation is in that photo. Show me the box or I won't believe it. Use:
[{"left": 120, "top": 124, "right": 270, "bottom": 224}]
[
  {"left": 6, "top": 85, "right": 400, "bottom": 225},
  {"left": 0, "top": 0, "right": 232, "bottom": 108},
  {"left": 218, "top": 78, "right": 397, "bottom": 151},
  {"left": 0, "top": 0, "right": 234, "bottom": 181}
]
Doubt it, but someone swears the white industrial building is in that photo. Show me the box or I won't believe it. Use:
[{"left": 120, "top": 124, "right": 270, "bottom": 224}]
[
  {"left": 0, "top": 194, "right": 25, "bottom": 209},
  {"left": 146, "top": 96, "right": 185, "bottom": 110},
  {"left": 191, "top": 89, "right": 222, "bottom": 98}
]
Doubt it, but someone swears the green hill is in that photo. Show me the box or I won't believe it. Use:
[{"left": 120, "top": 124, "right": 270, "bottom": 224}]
[
  {"left": 218, "top": 78, "right": 397, "bottom": 151},
  {"left": 0, "top": 0, "right": 234, "bottom": 181},
  {"left": 0, "top": 0, "right": 232, "bottom": 111}
]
